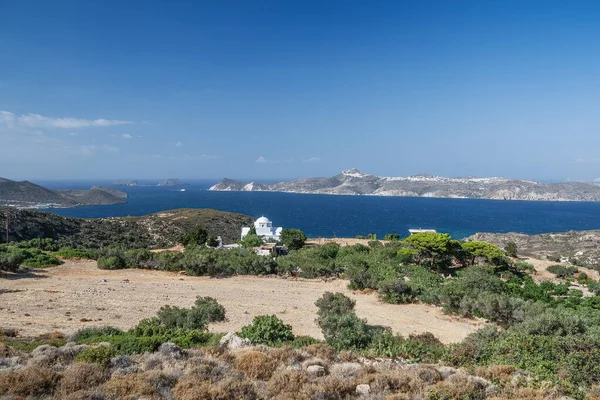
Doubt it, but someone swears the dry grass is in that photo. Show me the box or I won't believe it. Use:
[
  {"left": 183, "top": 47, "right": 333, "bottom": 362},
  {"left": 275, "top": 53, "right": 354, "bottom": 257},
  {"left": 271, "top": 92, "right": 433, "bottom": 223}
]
[
  {"left": 0, "top": 339, "right": 574, "bottom": 400},
  {"left": 103, "top": 371, "right": 176, "bottom": 399},
  {"left": 234, "top": 350, "right": 279, "bottom": 380},
  {"left": 59, "top": 362, "right": 110, "bottom": 395},
  {"left": 0, "top": 366, "right": 61, "bottom": 397}
]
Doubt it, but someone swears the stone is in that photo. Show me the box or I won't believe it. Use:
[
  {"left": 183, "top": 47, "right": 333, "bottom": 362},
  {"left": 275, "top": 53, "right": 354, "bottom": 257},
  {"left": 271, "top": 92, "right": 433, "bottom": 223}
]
[
  {"left": 158, "top": 342, "right": 187, "bottom": 359},
  {"left": 306, "top": 365, "right": 326, "bottom": 376},
  {"left": 219, "top": 332, "right": 252, "bottom": 350},
  {"left": 356, "top": 384, "right": 371, "bottom": 396}
]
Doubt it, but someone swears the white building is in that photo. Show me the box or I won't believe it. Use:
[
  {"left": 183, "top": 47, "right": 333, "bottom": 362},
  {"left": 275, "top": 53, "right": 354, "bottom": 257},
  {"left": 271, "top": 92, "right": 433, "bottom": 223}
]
[{"left": 241, "top": 216, "right": 283, "bottom": 242}]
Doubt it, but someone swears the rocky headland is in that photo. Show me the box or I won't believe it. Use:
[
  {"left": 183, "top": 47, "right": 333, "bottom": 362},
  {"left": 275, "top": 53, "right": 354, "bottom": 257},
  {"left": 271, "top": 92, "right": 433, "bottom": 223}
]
[{"left": 210, "top": 168, "right": 600, "bottom": 202}]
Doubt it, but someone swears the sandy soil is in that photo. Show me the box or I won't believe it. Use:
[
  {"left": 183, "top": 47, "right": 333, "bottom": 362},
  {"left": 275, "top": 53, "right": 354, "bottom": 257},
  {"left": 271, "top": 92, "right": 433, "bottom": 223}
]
[{"left": 0, "top": 261, "right": 483, "bottom": 343}]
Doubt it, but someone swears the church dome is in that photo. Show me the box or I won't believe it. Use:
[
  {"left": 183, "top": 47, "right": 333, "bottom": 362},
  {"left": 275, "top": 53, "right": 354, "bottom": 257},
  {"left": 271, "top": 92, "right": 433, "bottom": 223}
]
[{"left": 256, "top": 216, "right": 271, "bottom": 224}]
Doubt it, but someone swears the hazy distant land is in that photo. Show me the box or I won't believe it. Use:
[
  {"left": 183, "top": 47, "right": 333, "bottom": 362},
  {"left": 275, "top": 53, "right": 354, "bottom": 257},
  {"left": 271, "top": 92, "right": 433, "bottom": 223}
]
[{"left": 210, "top": 168, "right": 600, "bottom": 202}]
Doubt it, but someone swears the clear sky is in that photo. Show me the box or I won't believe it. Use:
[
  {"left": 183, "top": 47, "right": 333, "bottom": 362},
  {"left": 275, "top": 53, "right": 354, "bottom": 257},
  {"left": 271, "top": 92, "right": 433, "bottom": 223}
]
[{"left": 1, "top": 0, "right": 599, "bottom": 181}]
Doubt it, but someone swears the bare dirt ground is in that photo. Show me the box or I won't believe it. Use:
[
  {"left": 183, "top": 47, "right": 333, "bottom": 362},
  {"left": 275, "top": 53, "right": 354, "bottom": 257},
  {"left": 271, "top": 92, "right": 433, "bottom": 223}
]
[
  {"left": 0, "top": 260, "right": 483, "bottom": 344},
  {"left": 522, "top": 256, "right": 598, "bottom": 296}
]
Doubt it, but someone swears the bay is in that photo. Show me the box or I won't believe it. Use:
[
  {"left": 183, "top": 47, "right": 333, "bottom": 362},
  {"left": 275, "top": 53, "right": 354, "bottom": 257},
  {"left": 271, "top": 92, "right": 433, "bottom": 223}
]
[{"left": 38, "top": 180, "right": 600, "bottom": 239}]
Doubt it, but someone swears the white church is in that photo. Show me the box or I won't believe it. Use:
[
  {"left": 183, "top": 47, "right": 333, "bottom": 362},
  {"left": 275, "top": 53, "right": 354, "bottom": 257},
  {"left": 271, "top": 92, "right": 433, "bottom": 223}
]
[{"left": 241, "top": 216, "right": 283, "bottom": 242}]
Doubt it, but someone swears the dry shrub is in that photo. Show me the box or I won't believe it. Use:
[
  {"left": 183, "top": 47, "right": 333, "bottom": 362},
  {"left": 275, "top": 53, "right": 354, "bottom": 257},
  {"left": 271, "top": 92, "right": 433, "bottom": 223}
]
[
  {"left": 212, "top": 377, "right": 258, "bottom": 400},
  {"left": 426, "top": 373, "right": 488, "bottom": 400},
  {"left": 385, "top": 395, "right": 411, "bottom": 400},
  {"left": 37, "top": 331, "right": 66, "bottom": 340},
  {"left": 360, "top": 370, "right": 416, "bottom": 396},
  {"left": 417, "top": 367, "right": 443, "bottom": 385},
  {"left": 59, "top": 362, "right": 109, "bottom": 395},
  {"left": 488, "top": 387, "right": 553, "bottom": 400},
  {"left": 268, "top": 346, "right": 303, "bottom": 365},
  {"left": 172, "top": 376, "right": 213, "bottom": 400},
  {"left": 267, "top": 369, "right": 309, "bottom": 398},
  {"left": 300, "top": 375, "right": 357, "bottom": 400},
  {"left": 173, "top": 375, "right": 257, "bottom": 400},
  {"left": 475, "top": 364, "right": 516, "bottom": 385},
  {"left": 0, "top": 366, "right": 61, "bottom": 397},
  {"left": 234, "top": 350, "right": 278, "bottom": 380},
  {"left": 103, "top": 371, "right": 176, "bottom": 399},
  {"left": 59, "top": 389, "right": 105, "bottom": 400},
  {"left": 0, "top": 327, "right": 18, "bottom": 337},
  {"left": 303, "top": 343, "right": 336, "bottom": 362},
  {"left": 0, "top": 342, "right": 13, "bottom": 357}
]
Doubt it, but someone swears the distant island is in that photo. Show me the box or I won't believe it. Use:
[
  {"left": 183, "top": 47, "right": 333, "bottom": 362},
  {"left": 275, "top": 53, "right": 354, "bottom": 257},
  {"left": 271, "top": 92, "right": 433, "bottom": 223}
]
[
  {"left": 210, "top": 168, "right": 600, "bottom": 202},
  {"left": 0, "top": 178, "right": 127, "bottom": 208},
  {"left": 158, "top": 178, "right": 187, "bottom": 187},
  {"left": 112, "top": 180, "right": 138, "bottom": 186}
]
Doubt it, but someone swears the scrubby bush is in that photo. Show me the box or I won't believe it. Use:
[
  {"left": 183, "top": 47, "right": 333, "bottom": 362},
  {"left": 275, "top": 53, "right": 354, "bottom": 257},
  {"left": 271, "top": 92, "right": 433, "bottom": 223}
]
[
  {"left": 315, "top": 292, "right": 372, "bottom": 350},
  {"left": 156, "top": 296, "right": 226, "bottom": 330},
  {"left": 54, "top": 247, "right": 92, "bottom": 259},
  {"left": 97, "top": 255, "right": 126, "bottom": 270},
  {"left": 21, "top": 252, "right": 62, "bottom": 267},
  {"left": 547, "top": 264, "right": 578, "bottom": 278},
  {"left": 504, "top": 241, "right": 518, "bottom": 258},
  {"left": 378, "top": 280, "right": 414, "bottom": 304},
  {"left": 239, "top": 315, "right": 294, "bottom": 346},
  {"left": 280, "top": 228, "right": 307, "bottom": 250},
  {"left": 75, "top": 345, "right": 117, "bottom": 367},
  {"left": 0, "top": 247, "right": 24, "bottom": 272},
  {"left": 123, "top": 248, "right": 153, "bottom": 268}
]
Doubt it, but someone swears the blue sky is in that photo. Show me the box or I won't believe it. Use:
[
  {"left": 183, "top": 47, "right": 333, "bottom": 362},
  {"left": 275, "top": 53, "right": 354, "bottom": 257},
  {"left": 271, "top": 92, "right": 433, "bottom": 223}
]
[{"left": 1, "top": 0, "right": 599, "bottom": 181}]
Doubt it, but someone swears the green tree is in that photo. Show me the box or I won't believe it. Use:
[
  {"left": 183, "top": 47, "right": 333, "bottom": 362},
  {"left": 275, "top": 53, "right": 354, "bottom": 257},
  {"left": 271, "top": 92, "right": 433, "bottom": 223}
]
[
  {"left": 180, "top": 226, "right": 209, "bottom": 246},
  {"left": 240, "top": 233, "right": 263, "bottom": 248},
  {"left": 461, "top": 241, "right": 505, "bottom": 266},
  {"left": 280, "top": 229, "right": 307, "bottom": 250},
  {"left": 505, "top": 241, "right": 518, "bottom": 258},
  {"left": 404, "top": 232, "right": 454, "bottom": 269},
  {"left": 383, "top": 233, "right": 400, "bottom": 241},
  {"left": 206, "top": 233, "right": 220, "bottom": 247}
]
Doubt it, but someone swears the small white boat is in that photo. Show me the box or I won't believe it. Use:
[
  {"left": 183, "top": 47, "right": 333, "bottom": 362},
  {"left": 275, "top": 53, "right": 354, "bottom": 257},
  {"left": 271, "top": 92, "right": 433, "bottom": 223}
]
[{"left": 180, "top": 189, "right": 186, "bottom": 192}]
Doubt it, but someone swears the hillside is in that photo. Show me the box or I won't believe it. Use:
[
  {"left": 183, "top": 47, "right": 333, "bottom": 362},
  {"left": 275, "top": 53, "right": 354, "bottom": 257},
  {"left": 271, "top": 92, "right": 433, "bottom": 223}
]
[
  {"left": 210, "top": 168, "right": 600, "bottom": 201},
  {"left": 469, "top": 230, "right": 600, "bottom": 265},
  {"left": 0, "top": 207, "right": 252, "bottom": 246},
  {"left": 0, "top": 178, "right": 127, "bottom": 207}
]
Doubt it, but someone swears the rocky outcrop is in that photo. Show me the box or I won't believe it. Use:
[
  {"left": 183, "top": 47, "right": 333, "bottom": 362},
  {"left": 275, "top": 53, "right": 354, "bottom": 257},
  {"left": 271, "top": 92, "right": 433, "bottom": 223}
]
[
  {"left": 209, "top": 169, "right": 600, "bottom": 202},
  {"left": 219, "top": 332, "right": 252, "bottom": 350}
]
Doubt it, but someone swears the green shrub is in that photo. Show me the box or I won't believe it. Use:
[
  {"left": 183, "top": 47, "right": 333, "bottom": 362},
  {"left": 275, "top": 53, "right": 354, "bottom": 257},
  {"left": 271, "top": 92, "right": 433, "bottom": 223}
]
[
  {"left": 123, "top": 248, "right": 152, "bottom": 268},
  {"left": 514, "top": 261, "right": 535, "bottom": 273},
  {"left": 75, "top": 345, "right": 117, "bottom": 366},
  {"left": 97, "top": 255, "right": 126, "bottom": 270},
  {"left": 53, "top": 247, "right": 92, "bottom": 259},
  {"left": 547, "top": 264, "right": 578, "bottom": 278},
  {"left": 0, "top": 248, "right": 24, "bottom": 272},
  {"left": 156, "top": 296, "right": 226, "bottom": 330},
  {"left": 504, "top": 241, "right": 518, "bottom": 258},
  {"left": 239, "top": 315, "right": 294, "bottom": 346},
  {"left": 290, "top": 336, "right": 321, "bottom": 348},
  {"left": 378, "top": 280, "right": 414, "bottom": 304},
  {"left": 70, "top": 326, "right": 124, "bottom": 342},
  {"left": 280, "top": 229, "right": 307, "bottom": 250},
  {"left": 315, "top": 292, "right": 372, "bottom": 350},
  {"left": 21, "top": 253, "right": 62, "bottom": 268}
]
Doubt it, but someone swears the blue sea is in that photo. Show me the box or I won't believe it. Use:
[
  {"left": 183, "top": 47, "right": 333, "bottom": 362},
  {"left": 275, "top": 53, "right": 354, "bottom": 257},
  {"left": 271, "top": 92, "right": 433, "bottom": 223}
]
[{"left": 37, "top": 179, "right": 600, "bottom": 239}]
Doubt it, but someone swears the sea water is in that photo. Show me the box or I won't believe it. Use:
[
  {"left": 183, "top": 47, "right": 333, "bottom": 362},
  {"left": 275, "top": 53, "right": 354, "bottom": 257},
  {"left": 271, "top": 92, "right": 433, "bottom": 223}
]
[{"left": 38, "top": 180, "right": 600, "bottom": 239}]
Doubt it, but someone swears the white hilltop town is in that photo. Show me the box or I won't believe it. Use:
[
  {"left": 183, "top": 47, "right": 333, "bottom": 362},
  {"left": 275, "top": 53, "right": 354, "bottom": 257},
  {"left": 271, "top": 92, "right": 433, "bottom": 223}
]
[{"left": 241, "top": 216, "right": 283, "bottom": 242}]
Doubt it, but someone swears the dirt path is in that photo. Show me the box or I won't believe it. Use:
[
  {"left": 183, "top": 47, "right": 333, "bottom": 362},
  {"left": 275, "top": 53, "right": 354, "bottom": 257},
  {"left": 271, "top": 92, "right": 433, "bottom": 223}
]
[{"left": 0, "top": 261, "right": 483, "bottom": 343}]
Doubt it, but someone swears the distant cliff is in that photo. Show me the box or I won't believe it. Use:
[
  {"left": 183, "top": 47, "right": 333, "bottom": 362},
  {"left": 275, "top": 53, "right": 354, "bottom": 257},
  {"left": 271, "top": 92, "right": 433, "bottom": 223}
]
[
  {"left": 158, "top": 178, "right": 187, "bottom": 187},
  {"left": 0, "top": 178, "right": 127, "bottom": 208},
  {"left": 209, "top": 169, "right": 600, "bottom": 202}
]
